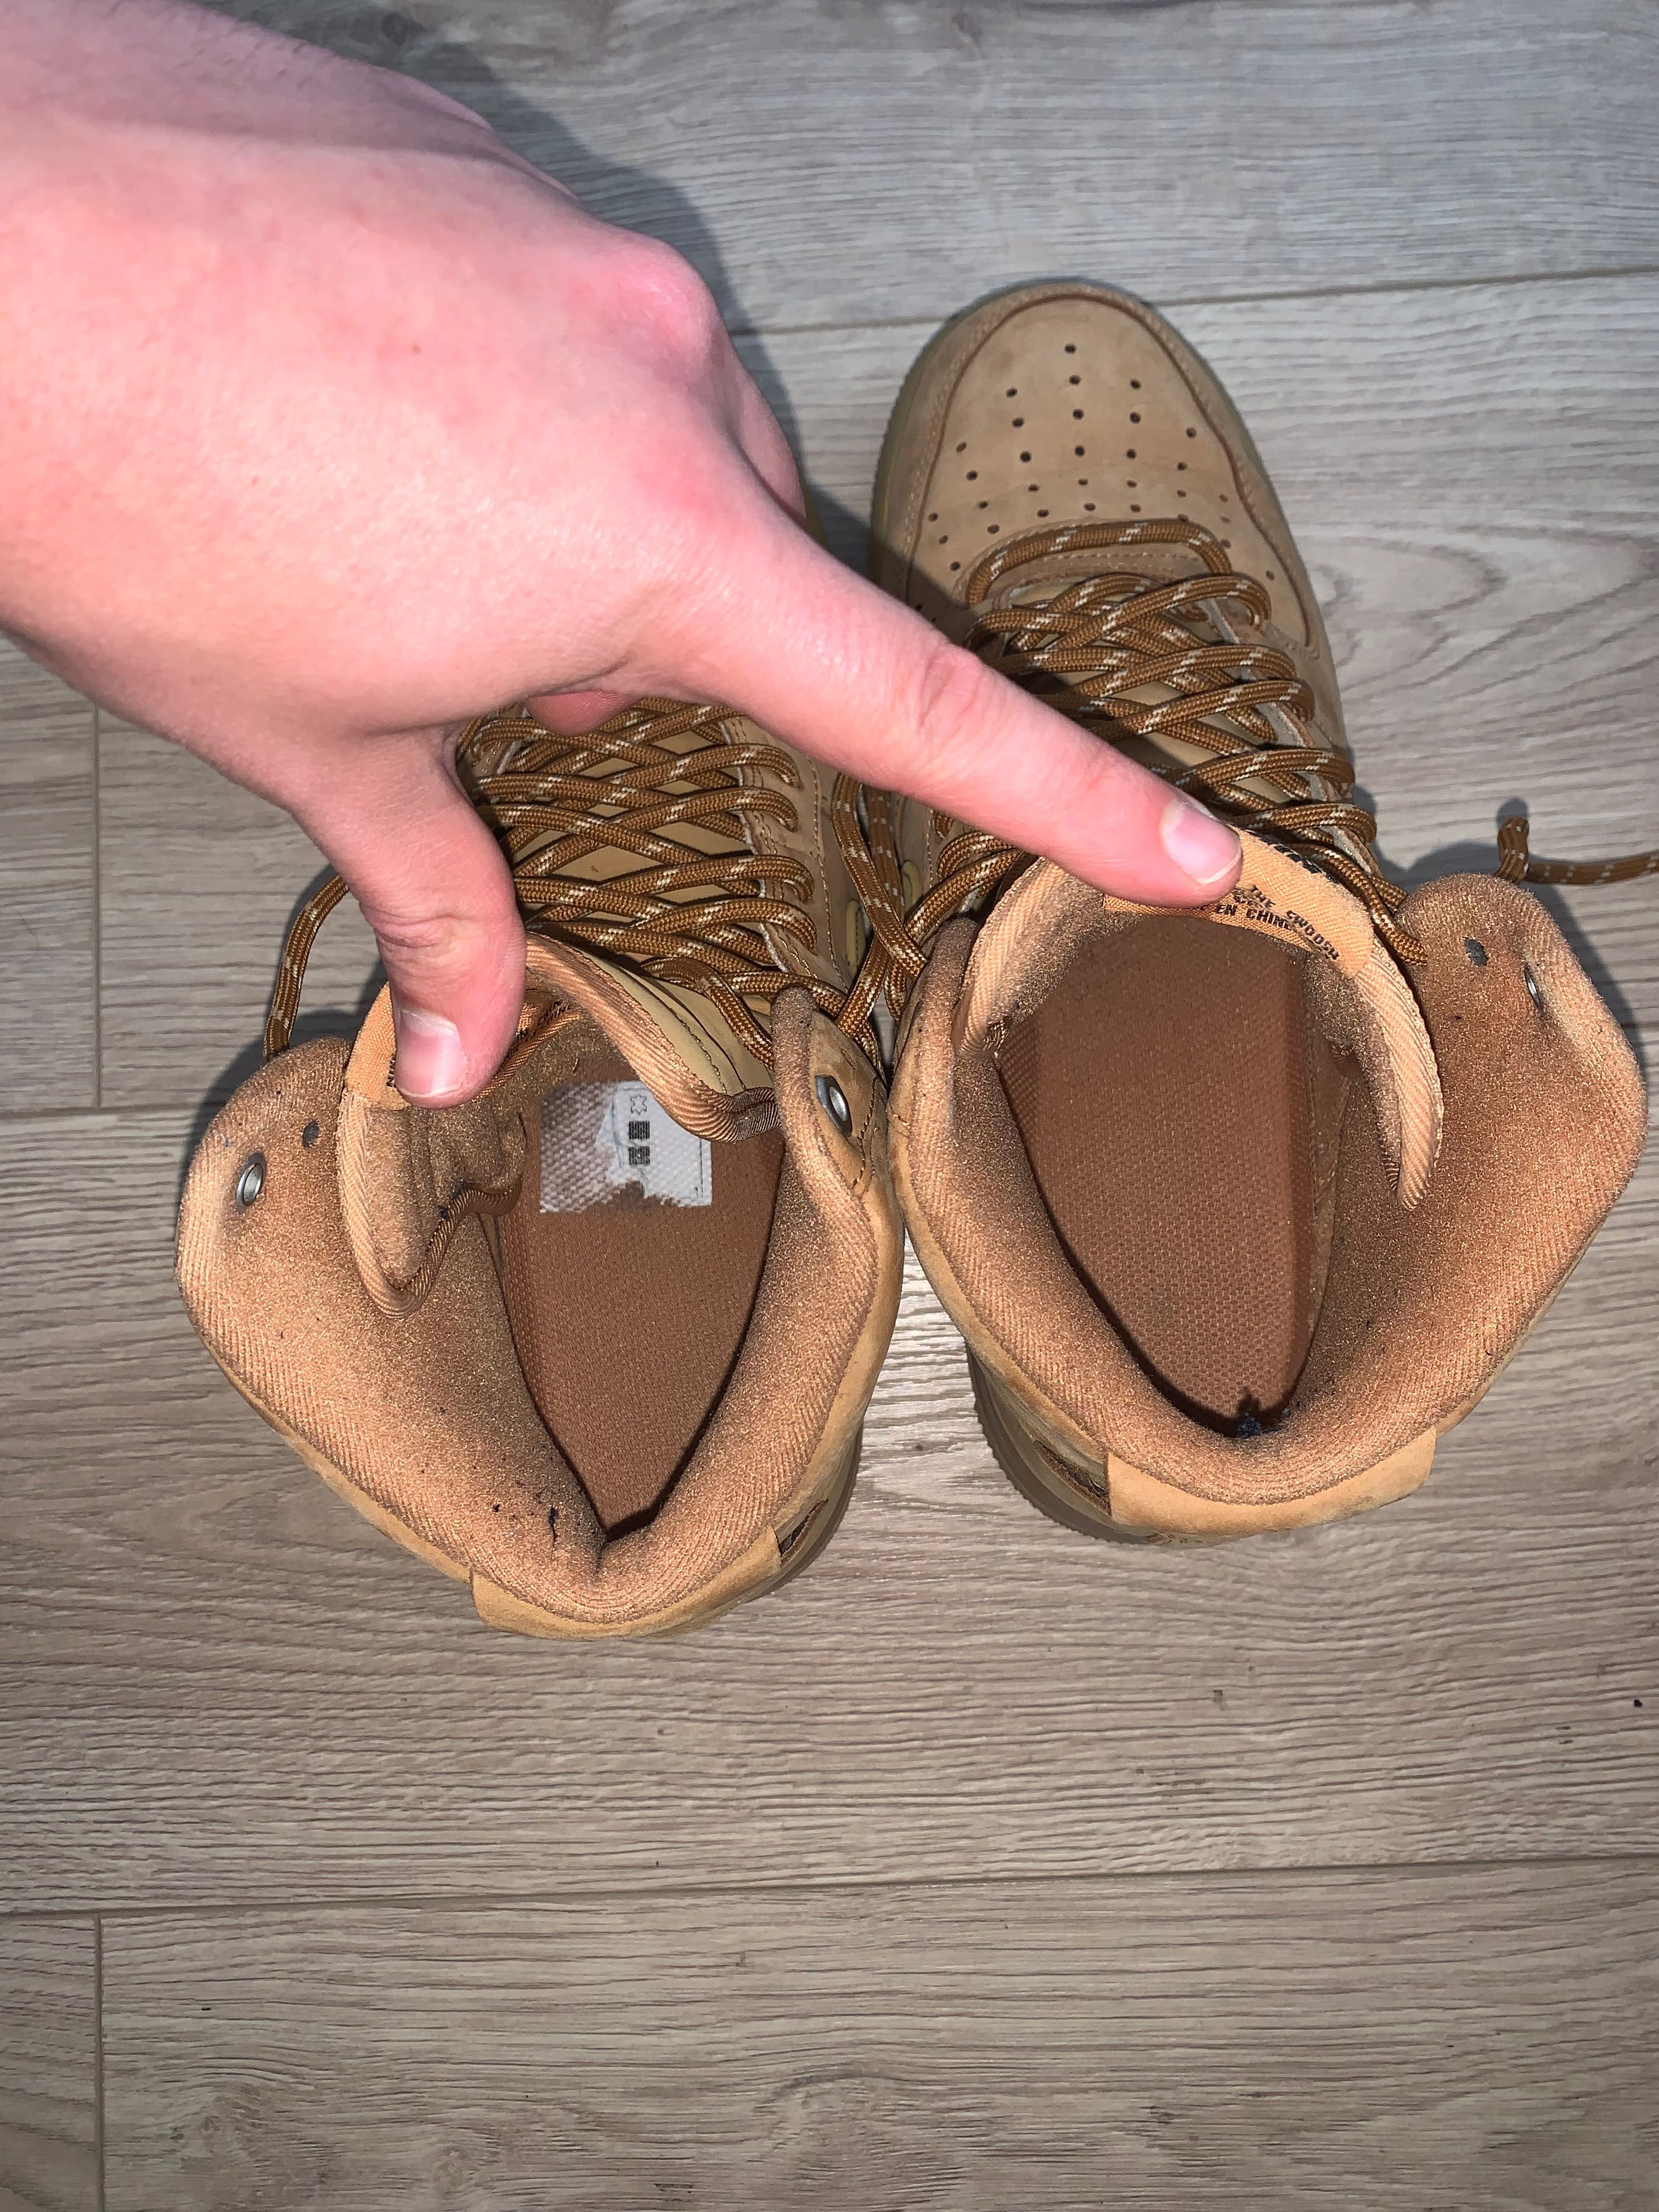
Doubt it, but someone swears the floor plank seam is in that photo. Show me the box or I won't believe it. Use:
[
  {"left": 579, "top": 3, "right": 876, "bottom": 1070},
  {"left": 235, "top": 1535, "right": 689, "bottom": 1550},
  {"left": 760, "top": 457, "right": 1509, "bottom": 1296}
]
[
  {"left": 727, "top": 258, "right": 1659, "bottom": 342},
  {"left": 9, "top": 1845, "right": 1659, "bottom": 1927}
]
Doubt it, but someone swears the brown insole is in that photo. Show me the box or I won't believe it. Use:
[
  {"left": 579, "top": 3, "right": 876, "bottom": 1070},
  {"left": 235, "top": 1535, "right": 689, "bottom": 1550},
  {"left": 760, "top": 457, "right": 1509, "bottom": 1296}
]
[
  {"left": 998, "top": 918, "right": 1319, "bottom": 1428},
  {"left": 496, "top": 1047, "right": 783, "bottom": 1532}
]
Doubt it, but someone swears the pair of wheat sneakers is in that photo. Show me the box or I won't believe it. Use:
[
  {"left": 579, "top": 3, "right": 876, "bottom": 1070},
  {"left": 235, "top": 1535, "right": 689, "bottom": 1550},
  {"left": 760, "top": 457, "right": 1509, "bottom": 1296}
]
[{"left": 177, "top": 283, "right": 1650, "bottom": 1640}]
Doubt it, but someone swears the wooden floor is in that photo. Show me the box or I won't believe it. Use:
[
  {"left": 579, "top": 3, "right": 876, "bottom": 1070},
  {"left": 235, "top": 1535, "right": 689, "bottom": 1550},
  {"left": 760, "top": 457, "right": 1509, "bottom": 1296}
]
[{"left": 3, "top": 2, "right": 1658, "bottom": 2206}]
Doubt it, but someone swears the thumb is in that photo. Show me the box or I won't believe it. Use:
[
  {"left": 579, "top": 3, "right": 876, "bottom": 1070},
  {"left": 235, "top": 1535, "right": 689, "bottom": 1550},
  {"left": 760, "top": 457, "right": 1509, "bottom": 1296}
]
[
  {"left": 293, "top": 740, "right": 526, "bottom": 1106},
  {"left": 668, "top": 506, "right": 1242, "bottom": 907}
]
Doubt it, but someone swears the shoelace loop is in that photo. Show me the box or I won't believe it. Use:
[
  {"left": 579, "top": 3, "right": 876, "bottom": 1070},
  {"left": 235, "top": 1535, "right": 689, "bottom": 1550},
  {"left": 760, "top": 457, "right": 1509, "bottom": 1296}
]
[{"left": 1496, "top": 815, "right": 1659, "bottom": 889}]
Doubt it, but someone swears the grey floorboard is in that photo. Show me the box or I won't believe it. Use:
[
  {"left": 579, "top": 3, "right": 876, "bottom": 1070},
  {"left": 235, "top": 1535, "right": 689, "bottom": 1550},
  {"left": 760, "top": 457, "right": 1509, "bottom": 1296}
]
[
  {"left": 0, "top": 1920, "right": 99, "bottom": 2212},
  {"left": 100, "top": 1864, "right": 1659, "bottom": 2211},
  {"left": 0, "top": 647, "right": 95, "bottom": 1115},
  {"left": 0, "top": 1102, "right": 1651, "bottom": 1911},
  {"left": 94, "top": 716, "right": 381, "bottom": 1113},
  {"left": 2, "top": 3, "right": 1656, "bottom": 2190},
  {"left": 216, "top": 0, "right": 1659, "bottom": 327}
]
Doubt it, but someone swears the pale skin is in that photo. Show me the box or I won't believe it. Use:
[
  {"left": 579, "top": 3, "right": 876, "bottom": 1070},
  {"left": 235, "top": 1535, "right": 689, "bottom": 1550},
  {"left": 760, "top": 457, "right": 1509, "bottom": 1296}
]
[{"left": 0, "top": 0, "right": 1241, "bottom": 1103}]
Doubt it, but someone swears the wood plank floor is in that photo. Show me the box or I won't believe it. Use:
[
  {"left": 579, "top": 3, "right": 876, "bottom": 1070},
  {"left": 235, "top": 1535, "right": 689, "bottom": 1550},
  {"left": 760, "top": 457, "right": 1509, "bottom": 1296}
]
[{"left": 2, "top": 3, "right": 1656, "bottom": 2206}]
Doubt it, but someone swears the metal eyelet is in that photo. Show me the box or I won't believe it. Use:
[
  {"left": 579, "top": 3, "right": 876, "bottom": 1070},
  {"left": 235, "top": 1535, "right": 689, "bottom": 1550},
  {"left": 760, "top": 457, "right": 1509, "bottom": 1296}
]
[
  {"left": 1523, "top": 963, "right": 1544, "bottom": 1011},
  {"left": 815, "top": 1074, "right": 853, "bottom": 1137},
  {"left": 236, "top": 1153, "right": 267, "bottom": 1209}
]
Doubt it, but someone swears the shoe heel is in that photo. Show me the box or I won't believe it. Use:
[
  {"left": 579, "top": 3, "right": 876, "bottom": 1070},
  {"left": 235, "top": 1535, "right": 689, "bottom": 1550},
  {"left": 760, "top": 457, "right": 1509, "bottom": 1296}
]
[
  {"left": 967, "top": 1352, "right": 1161, "bottom": 1543},
  {"left": 969, "top": 1352, "right": 1437, "bottom": 1542}
]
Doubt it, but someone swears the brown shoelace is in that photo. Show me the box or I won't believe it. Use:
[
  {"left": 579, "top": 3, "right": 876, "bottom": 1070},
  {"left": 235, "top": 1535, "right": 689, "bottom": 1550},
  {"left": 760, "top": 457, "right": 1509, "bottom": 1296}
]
[
  {"left": 267, "top": 699, "right": 888, "bottom": 1066},
  {"left": 838, "top": 516, "right": 1657, "bottom": 1006},
  {"left": 267, "top": 525, "right": 1655, "bottom": 1064}
]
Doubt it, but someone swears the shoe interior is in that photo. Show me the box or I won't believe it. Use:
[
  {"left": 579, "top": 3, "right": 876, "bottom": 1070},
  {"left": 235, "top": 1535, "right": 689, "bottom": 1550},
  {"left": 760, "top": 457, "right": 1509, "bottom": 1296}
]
[
  {"left": 493, "top": 1041, "right": 784, "bottom": 1534},
  {"left": 997, "top": 917, "right": 1345, "bottom": 1432}
]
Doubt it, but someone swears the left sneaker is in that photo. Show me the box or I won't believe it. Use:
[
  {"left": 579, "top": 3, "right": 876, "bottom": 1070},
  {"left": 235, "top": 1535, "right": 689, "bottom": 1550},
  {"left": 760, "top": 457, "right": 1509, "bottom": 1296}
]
[
  {"left": 851, "top": 281, "right": 1649, "bottom": 1539},
  {"left": 177, "top": 699, "right": 903, "bottom": 1634}
]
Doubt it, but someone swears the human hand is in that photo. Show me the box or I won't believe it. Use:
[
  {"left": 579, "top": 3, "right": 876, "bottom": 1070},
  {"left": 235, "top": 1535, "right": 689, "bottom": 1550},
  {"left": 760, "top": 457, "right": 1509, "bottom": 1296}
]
[{"left": 0, "top": 0, "right": 1240, "bottom": 1101}]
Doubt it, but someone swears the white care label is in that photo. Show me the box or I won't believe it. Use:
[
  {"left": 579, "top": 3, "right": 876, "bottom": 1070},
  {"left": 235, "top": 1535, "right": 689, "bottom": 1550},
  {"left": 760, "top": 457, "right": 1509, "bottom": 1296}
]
[{"left": 539, "top": 1083, "right": 712, "bottom": 1213}]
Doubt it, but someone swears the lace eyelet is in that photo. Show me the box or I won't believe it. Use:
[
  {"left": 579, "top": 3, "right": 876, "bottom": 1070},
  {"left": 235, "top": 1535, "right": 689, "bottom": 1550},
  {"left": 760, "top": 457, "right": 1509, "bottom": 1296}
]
[{"left": 815, "top": 1075, "right": 853, "bottom": 1137}]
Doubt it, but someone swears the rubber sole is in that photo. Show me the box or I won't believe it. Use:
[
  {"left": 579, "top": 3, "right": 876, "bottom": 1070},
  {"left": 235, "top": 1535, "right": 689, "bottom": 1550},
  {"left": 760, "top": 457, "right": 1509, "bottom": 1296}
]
[{"left": 967, "top": 1351, "right": 1161, "bottom": 1544}]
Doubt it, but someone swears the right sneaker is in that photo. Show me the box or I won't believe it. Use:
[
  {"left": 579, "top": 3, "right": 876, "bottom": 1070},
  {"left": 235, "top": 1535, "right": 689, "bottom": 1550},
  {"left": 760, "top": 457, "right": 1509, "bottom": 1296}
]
[
  {"left": 177, "top": 699, "right": 903, "bottom": 1635},
  {"left": 856, "top": 281, "right": 1647, "bottom": 1539}
]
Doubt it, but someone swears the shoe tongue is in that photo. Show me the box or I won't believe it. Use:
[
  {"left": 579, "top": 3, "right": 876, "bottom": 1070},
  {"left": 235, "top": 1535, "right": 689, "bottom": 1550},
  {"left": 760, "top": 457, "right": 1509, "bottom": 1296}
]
[
  {"left": 1102, "top": 833, "right": 1442, "bottom": 1205},
  {"left": 332, "top": 936, "right": 779, "bottom": 1317}
]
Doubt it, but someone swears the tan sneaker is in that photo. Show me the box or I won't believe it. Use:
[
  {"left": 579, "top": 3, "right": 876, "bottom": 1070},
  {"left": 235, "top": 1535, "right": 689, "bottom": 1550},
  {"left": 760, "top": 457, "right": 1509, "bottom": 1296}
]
[
  {"left": 177, "top": 701, "right": 902, "bottom": 1634},
  {"left": 855, "top": 281, "right": 1649, "bottom": 1539}
]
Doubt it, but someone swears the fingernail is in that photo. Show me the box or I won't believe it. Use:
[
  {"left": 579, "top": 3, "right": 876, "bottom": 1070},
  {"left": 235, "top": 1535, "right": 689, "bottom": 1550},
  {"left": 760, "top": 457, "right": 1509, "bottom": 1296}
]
[
  {"left": 1159, "top": 796, "right": 1241, "bottom": 888},
  {"left": 392, "top": 1002, "right": 467, "bottom": 1102}
]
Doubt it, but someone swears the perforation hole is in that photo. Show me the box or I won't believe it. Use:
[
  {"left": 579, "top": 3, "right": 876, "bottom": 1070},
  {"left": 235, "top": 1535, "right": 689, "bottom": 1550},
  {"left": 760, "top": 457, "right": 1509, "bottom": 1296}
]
[
  {"left": 1130, "top": 504, "right": 1141, "bottom": 512},
  {"left": 956, "top": 441, "right": 967, "bottom": 452},
  {"left": 1037, "top": 508, "right": 1049, "bottom": 517},
  {"left": 950, "top": 560, "right": 961, "bottom": 571},
  {"left": 1028, "top": 482, "right": 1039, "bottom": 491},
  {"left": 1012, "top": 417, "right": 1025, "bottom": 427},
  {"left": 977, "top": 500, "right": 988, "bottom": 509},
  {"left": 1006, "top": 387, "right": 1018, "bottom": 397},
  {"left": 927, "top": 511, "right": 938, "bottom": 521},
  {"left": 1084, "top": 501, "right": 1096, "bottom": 511},
  {"left": 1073, "top": 409, "right": 1084, "bottom": 419},
  {"left": 1124, "top": 449, "right": 1135, "bottom": 459},
  {"left": 1019, "top": 451, "right": 1031, "bottom": 462},
  {"left": 1130, "top": 378, "right": 1141, "bottom": 388},
  {"left": 1076, "top": 445, "right": 1087, "bottom": 456},
  {"left": 966, "top": 469, "right": 978, "bottom": 480},
  {"left": 987, "top": 523, "right": 1000, "bottom": 534},
  {"left": 1177, "top": 461, "right": 1188, "bottom": 472},
  {"left": 1186, "top": 427, "right": 1198, "bottom": 439},
  {"left": 1129, "top": 412, "right": 1141, "bottom": 423},
  {"left": 1064, "top": 342, "right": 1076, "bottom": 353}
]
